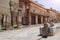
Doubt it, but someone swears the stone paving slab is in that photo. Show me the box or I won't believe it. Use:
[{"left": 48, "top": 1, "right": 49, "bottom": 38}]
[
  {"left": 0, "top": 23, "right": 60, "bottom": 40},
  {"left": 0, "top": 26, "right": 40, "bottom": 40}
]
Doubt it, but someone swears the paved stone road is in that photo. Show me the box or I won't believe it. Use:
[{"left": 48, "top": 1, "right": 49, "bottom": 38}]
[
  {"left": 0, "top": 23, "right": 60, "bottom": 40},
  {"left": 0, "top": 26, "right": 40, "bottom": 40}
]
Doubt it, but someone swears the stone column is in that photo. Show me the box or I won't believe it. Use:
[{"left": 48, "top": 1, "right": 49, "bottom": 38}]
[
  {"left": 41, "top": 16, "right": 43, "bottom": 24},
  {"left": 29, "top": 13, "right": 31, "bottom": 26},
  {"left": 5, "top": 15, "right": 10, "bottom": 30},
  {"left": 45, "top": 17, "right": 48, "bottom": 22},
  {"left": 5, "top": 15, "right": 8, "bottom": 30},
  {"left": 36, "top": 15, "right": 38, "bottom": 25},
  {"left": 12, "top": 12, "right": 16, "bottom": 27},
  {"left": 13, "top": 17, "right": 17, "bottom": 27},
  {"left": 17, "top": 9, "right": 22, "bottom": 28}
]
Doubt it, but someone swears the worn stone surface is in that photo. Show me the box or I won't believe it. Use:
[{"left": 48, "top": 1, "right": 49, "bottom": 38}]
[{"left": 0, "top": 23, "right": 60, "bottom": 40}]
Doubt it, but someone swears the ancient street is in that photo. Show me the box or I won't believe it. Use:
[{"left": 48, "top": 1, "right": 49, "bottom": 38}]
[{"left": 0, "top": 23, "right": 60, "bottom": 40}]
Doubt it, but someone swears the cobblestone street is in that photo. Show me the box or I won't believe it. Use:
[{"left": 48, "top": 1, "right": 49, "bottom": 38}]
[{"left": 0, "top": 23, "right": 60, "bottom": 40}]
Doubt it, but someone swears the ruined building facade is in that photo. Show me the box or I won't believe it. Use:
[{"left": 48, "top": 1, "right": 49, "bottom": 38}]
[{"left": 0, "top": 0, "right": 58, "bottom": 29}]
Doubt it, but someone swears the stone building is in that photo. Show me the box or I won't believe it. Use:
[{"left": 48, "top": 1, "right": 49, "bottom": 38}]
[
  {"left": 57, "top": 12, "right": 60, "bottom": 22},
  {"left": 18, "top": 0, "right": 49, "bottom": 26},
  {"left": 0, "top": 0, "right": 58, "bottom": 29},
  {"left": 46, "top": 8, "right": 58, "bottom": 23}
]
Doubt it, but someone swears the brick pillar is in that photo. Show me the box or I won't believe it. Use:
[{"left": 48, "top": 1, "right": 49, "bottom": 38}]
[
  {"left": 36, "top": 15, "right": 38, "bottom": 25},
  {"left": 29, "top": 13, "right": 31, "bottom": 26},
  {"left": 41, "top": 16, "right": 43, "bottom": 24},
  {"left": 17, "top": 10, "right": 22, "bottom": 28}
]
